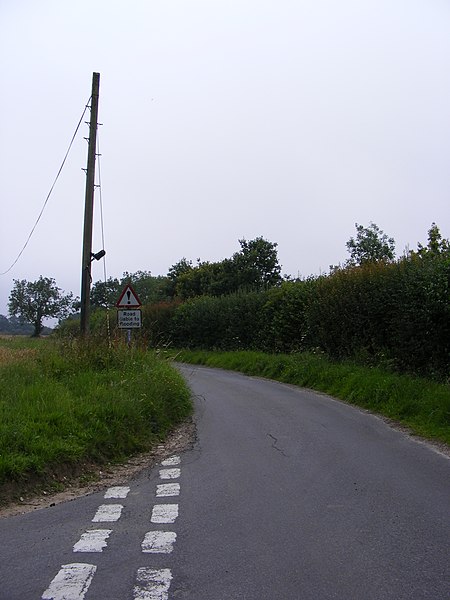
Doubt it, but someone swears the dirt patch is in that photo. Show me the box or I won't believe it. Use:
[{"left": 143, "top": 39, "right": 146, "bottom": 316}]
[{"left": 0, "top": 419, "right": 196, "bottom": 519}]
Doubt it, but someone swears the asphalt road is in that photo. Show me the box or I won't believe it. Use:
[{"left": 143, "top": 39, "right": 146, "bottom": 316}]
[{"left": 0, "top": 364, "right": 449, "bottom": 599}]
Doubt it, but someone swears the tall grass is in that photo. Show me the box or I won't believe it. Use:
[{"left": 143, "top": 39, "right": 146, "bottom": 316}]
[
  {"left": 174, "top": 349, "right": 450, "bottom": 445},
  {"left": 0, "top": 338, "right": 192, "bottom": 502}
]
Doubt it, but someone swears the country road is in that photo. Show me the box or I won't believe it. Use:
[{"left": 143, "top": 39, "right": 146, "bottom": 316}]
[{"left": 0, "top": 364, "right": 449, "bottom": 599}]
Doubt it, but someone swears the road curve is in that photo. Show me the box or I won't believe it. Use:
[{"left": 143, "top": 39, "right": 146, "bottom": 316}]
[
  {"left": 172, "top": 364, "right": 449, "bottom": 600},
  {"left": 0, "top": 364, "right": 448, "bottom": 599}
]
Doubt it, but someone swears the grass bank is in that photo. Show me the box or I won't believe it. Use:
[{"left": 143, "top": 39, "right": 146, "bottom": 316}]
[
  {"left": 0, "top": 337, "right": 192, "bottom": 504},
  {"left": 173, "top": 349, "right": 450, "bottom": 446}
]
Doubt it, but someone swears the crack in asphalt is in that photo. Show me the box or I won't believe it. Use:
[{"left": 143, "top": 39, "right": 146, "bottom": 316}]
[{"left": 267, "top": 433, "right": 288, "bottom": 457}]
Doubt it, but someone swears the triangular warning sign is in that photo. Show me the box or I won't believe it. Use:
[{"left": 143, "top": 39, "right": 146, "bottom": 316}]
[{"left": 116, "top": 284, "right": 142, "bottom": 308}]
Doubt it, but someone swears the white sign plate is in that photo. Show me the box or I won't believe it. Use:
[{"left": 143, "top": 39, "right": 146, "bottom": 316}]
[{"left": 117, "top": 309, "right": 142, "bottom": 329}]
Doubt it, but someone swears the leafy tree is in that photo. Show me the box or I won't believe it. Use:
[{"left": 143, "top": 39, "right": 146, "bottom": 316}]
[
  {"left": 232, "top": 237, "right": 282, "bottom": 290},
  {"left": 90, "top": 271, "right": 170, "bottom": 308},
  {"left": 8, "top": 276, "right": 75, "bottom": 337},
  {"left": 346, "top": 222, "right": 395, "bottom": 266},
  {"left": 121, "top": 270, "right": 169, "bottom": 305},
  {"left": 417, "top": 223, "right": 449, "bottom": 257},
  {"left": 90, "top": 277, "right": 121, "bottom": 308},
  {"left": 168, "top": 237, "right": 282, "bottom": 299},
  {"left": 166, "top": 258, "right": 194, "bottom": 298}
]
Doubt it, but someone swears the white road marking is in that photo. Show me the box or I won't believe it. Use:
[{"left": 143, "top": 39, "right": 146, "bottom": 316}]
[
  {"left": 92, "top": 504, "right": 123, "bottom": 522},
  {"left": 159, "top": 468, "right": 181, "bottom": 480},
  {"left": 142, "top": 531, "right": 177, "bottom": 553},
  {"left": 41, "top": 563, "right": 96, "bottom": 599},
  {"left": 133, "top": 568, "right": 172, "bottom": 600},
  {"left": 161, "top": 455, "right": 180, "bottom": 466},
  {"left": 73, "top": 529, "right": 112, "bottom": 552},
  {"left": 156, "top": 483, "right": 180, "bottom": 497},
  {"left": 151, "top": 504, "right": 179, "bottom": 524},
  {"left": 104, "top": 486, "right": 130, "bottom": 498}
]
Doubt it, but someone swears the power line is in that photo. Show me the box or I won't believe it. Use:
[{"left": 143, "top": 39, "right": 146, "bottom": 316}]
[
  {"left": 0, "top": 97, "right": 92, "bottom": 276},
  {"left": 96, "top": 130, "right": 112, "bottom": 346}
]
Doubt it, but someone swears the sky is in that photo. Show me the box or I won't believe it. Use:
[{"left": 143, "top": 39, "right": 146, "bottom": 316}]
[{"left": 1, "top": 0, "right": 449, "bottom": 319}]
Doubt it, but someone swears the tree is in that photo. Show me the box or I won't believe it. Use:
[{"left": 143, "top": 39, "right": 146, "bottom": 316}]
[
  {"left": 90, "top": 277, "right": 121, "bottom": 308},
  {"left": 346, "top": 222, "right": 395, "bottom": 266},
  {"left": 166, "top": 258, "right": 194, "bottom": 298},
  {"left": 8, "top": 276, "right": 75, "bottom": 337},
  {"left": 121, "top": 270, "right": 169, "bottom": 304},
  {"left": 168, "top": 238, "right": 283, "bottom": 299},
  {"left": 417, "top": 223, "right": 449, "bottom": 257},
  {"left": 232, "top": 237, "right": 282, "bottom": 290}
]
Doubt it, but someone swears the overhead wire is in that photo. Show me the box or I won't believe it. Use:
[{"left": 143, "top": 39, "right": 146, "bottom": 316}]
[
  {"left": 96, "top": 129, "right": 112, "bottom": 346},
  {"left": 0, "top": 97, "right": 92, "bottom": 276}
]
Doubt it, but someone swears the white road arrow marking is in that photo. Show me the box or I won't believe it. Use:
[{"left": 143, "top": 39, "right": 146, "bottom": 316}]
[{"left": 41, "top": 563, "right": 96, "bottom": 599}]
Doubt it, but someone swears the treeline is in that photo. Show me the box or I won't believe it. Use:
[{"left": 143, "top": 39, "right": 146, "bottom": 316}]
[
  {"left": 0, "top": 314, "right": 52, "bottom": 336},
  {"left": 160, "top": 253, "right": 449, "bottom": 379},
  {"left": 87, "top": 237, "right": 282, "bottom": 306},
  {"left": 59, "top": 225, "right": 450, "bottom": 380}
]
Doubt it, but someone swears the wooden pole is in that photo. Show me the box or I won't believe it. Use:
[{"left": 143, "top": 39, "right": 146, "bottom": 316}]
[{"left": 80, "top": 72, "right": 100, "bottom": 336}]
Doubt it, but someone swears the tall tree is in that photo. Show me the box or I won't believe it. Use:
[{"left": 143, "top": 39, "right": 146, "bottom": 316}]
[
  {"left": 417, "top": 223, "right": 449, "bottom": 257},
  {"left": 346, "top": 222, "right": 395, "bottom": 266},
  {"left": 233, "top": 237, "right": 282, "bottom": 290},
  {"left": 169, "top": 237, "right": 283, "bottom": 299},
  {"left": 90, "top": 277, "right": 121, "bottom": 308},
  {"left": 8, "top": 276, "right": 75, "bottom": 336}
]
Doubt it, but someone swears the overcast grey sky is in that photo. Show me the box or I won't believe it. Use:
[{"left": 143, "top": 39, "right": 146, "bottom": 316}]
[{"left": 1, "top": 0, "right": 449, "bottom": 317}]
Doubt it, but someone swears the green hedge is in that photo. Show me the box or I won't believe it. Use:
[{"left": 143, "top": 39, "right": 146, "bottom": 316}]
[{"left": 59, "top": 254, "right": 450, "bottom": 380}]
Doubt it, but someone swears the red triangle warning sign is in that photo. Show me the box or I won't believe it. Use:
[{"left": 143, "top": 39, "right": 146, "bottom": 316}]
[{"left": 116, "top": 284, "right": 142, "bottom": 308}]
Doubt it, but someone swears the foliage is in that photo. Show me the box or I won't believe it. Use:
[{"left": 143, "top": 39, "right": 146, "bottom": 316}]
[
  {"left": 151, "top": 238, "right": 449, "bottom": 379},
  {"left": 168, "top": 237, "right": 282, "bottom": 299},
  {"left": 90, "top": 277, "right": 121, "bottom": 307},
  {"left": 346, "top": 222, "right": 395, "bottom": 266},
  {"left": 171, "top": 292, "right": 267, "bottom": 350},
  {"left": 416, "top": 222, "right": 450, "bottom": 257},
  {"left": 90, "top": 271, "right": 170, "bottom": 308},
  {"left": 0, "top": 314, "right": 35, "bottom": 335},
  {"left": 8, "top": 277, "right": 75, "bottom": 337},
  {"left": 0, "top": 337, "right": 192, "bottom": 501}
]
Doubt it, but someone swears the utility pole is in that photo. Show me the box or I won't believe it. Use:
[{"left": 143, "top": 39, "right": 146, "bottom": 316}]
[{"left": 80, "top": 72, "right": 100, "bottom": 336}]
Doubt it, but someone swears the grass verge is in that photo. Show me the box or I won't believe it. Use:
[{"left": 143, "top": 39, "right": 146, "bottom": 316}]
[
  {"left": 0, "top": 338, "right": 192, "bottom": 505},
  {"left": 172, "top": 349, "right": 450, "bottom": 446}
]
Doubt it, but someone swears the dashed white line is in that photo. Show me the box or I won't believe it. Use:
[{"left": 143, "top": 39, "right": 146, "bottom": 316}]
[
  {"left": 151, "top": 504, "right": 179, "bottom": 524},
  {"left": 92, "top": 504, "right": 123, "bottom": 522},
  {"left": 104, "top": 486, "right": 130, "bottom": 499},
  {"left": 133, "top": 568, "right": 173, "bottom": 600},
  {"left": 159, "top": 468, "right": 181, "bottom": 480},
  {"left": 161, "top": 456, "right": 180, "bottom": 466},
  {"left": 156, "top": 483, "right": 180, "bottom": 497},
  {"left": 41, "top": 563, "right": 96, "bottom": 599},
  {"left": 73, "top": 529, "right": 112, "bottom": 553},
  {"left": 142, "top": 531, "right": 177, "bottom": 553}
]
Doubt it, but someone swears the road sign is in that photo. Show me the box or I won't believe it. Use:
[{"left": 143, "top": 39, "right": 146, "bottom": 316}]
[
  {"left": 116, "top": 284, "right": 142, "bottom": 308},
  {"left": 117, "top": 309, "right": 142, "bottom": 329}
]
